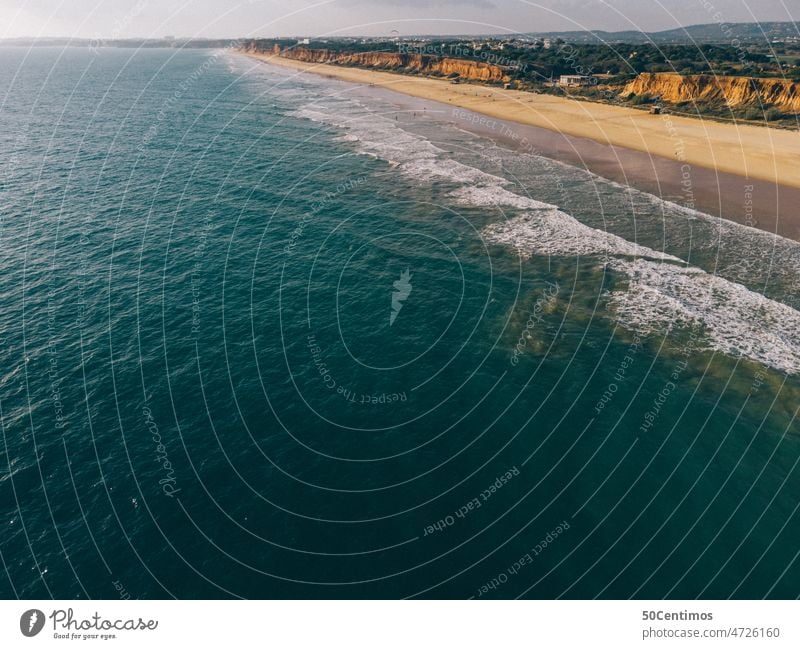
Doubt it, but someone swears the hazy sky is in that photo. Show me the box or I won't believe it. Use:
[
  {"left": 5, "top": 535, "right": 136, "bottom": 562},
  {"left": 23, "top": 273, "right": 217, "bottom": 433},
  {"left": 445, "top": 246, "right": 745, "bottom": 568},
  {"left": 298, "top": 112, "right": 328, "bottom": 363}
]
[{"left": 2, "top": 0, "right": 797, "bottom": 39}]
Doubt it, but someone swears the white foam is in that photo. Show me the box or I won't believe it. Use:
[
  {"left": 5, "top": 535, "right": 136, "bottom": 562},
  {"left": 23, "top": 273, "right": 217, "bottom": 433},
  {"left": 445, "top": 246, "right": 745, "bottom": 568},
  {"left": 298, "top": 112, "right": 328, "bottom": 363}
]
[
  {"left": 449, "top": 185, "right": 558, "bottom": 211},
  {"left": 582, "top": 171, "right": 800, "bottom": 298},
  {"left": 470, "top": 141, "right": 800, "bottom": 287},
  {"left": 481, "top": 212, "right": 683, "bottom": 263},
  {"left": 609, "top": 258, "right": 800, "bottom": 374},
  {"left": 292, "top": 104, "right": 508, "bottom": 185},
  {"left": 293, "top": 98, "right": 800, "bottom": 374}
]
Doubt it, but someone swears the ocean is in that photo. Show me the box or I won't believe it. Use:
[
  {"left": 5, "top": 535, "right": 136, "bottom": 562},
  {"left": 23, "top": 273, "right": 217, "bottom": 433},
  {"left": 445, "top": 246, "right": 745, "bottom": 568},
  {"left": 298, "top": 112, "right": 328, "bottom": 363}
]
[{"left": 0, "top": 46, "right": 798, "bottom": 599}]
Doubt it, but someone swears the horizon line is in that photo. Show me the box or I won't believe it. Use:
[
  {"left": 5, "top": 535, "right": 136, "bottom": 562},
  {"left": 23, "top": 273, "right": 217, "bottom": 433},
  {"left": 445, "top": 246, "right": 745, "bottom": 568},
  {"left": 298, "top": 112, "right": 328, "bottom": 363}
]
[{"left": 2, "top": 19, "right": 799, "bottom": 43}]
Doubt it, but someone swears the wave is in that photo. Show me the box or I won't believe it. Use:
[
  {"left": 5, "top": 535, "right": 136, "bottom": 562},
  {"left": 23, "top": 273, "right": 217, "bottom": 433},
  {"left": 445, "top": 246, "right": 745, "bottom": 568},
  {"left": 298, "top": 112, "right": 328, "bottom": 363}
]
[
  {"left": 475, "top": 183, "right": 800, "bottom": 374},
  {"left": 293, "top": 99, "right": 800, "bottom": 374},
  {"left": 609, "top": 258, "right": 800, "bottom": 375},
  {"left": 454, "top": 187, "right": 682, "bottom": 263}
]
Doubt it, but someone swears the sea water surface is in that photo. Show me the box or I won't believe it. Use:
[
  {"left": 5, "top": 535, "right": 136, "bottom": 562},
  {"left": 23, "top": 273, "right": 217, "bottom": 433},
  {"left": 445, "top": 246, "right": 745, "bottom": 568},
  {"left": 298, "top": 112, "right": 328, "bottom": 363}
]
[{"left": 0, "top": 47, "right": 798, "bottom": 599}]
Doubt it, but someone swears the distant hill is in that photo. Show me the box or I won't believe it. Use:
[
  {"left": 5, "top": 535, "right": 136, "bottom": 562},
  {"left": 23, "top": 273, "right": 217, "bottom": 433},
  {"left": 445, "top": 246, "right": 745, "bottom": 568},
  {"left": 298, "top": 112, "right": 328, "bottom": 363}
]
[
  {"left": 2, "top": 22, "right": 798, "bottom": 48},
  {"left": 524, "top": 22, "right": 799, "bottom": 44}
]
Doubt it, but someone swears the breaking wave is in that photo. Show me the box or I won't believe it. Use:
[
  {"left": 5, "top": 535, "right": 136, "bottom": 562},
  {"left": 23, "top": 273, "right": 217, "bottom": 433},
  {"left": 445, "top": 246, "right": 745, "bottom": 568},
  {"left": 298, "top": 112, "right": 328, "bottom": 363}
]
[{"left": 293, "top": 100, "right": 800, "bottom": 374}]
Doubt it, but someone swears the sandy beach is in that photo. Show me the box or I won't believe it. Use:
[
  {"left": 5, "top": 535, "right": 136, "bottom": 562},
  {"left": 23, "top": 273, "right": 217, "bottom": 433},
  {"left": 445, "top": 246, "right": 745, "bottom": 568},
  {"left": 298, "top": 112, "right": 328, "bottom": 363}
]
[{"left": 244, "top": 51, "right": 800, "bottom": 191}]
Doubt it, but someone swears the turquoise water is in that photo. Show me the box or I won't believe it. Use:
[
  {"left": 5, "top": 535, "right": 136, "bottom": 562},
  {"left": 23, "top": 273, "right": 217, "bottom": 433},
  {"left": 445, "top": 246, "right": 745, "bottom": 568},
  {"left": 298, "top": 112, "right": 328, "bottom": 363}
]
[{"left": 1, "top": 47, "right": 798, "bottom": 599}]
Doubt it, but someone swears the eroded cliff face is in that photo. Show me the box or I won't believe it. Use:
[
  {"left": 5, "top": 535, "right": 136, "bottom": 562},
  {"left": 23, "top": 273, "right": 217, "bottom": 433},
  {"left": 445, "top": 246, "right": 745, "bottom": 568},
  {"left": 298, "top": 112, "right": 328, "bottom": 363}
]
[
  {"left": 243, "top": 44, "right": 510, "bottom": 83},
  {"left": 623, "top": 72, "right": 800, "bottom": 113}
]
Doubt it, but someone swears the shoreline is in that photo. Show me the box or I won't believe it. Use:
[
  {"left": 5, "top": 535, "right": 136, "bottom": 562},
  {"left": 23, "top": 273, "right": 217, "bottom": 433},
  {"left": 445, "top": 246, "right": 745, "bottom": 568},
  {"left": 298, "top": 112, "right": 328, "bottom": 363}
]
[{"left": 243, "top": 51, "right": 800, "bottom": 241}]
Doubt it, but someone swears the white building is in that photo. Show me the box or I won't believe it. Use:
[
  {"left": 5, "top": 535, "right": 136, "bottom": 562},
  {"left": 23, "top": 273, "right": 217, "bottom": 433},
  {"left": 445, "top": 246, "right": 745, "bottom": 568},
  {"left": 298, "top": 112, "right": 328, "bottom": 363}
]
[{"left": 559, "top": 74, "right": 593, "bottom": 86}]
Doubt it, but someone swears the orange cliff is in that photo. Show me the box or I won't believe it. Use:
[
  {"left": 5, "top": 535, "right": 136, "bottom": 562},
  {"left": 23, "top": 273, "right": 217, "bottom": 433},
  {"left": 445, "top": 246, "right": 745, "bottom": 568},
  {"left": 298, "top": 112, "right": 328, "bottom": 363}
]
[
  {"left": 623, "top": 72, "right": 800, "bottom": 113},
  {"left": 241, "top": 43, "right": 510, "bottom": 84}
]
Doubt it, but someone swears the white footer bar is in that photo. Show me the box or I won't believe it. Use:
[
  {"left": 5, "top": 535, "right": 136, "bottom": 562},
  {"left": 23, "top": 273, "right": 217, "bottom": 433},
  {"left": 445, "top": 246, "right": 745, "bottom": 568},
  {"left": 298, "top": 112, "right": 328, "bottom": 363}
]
[{"left": 2, "top": 601, "right": 796, "bottom": 648}]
